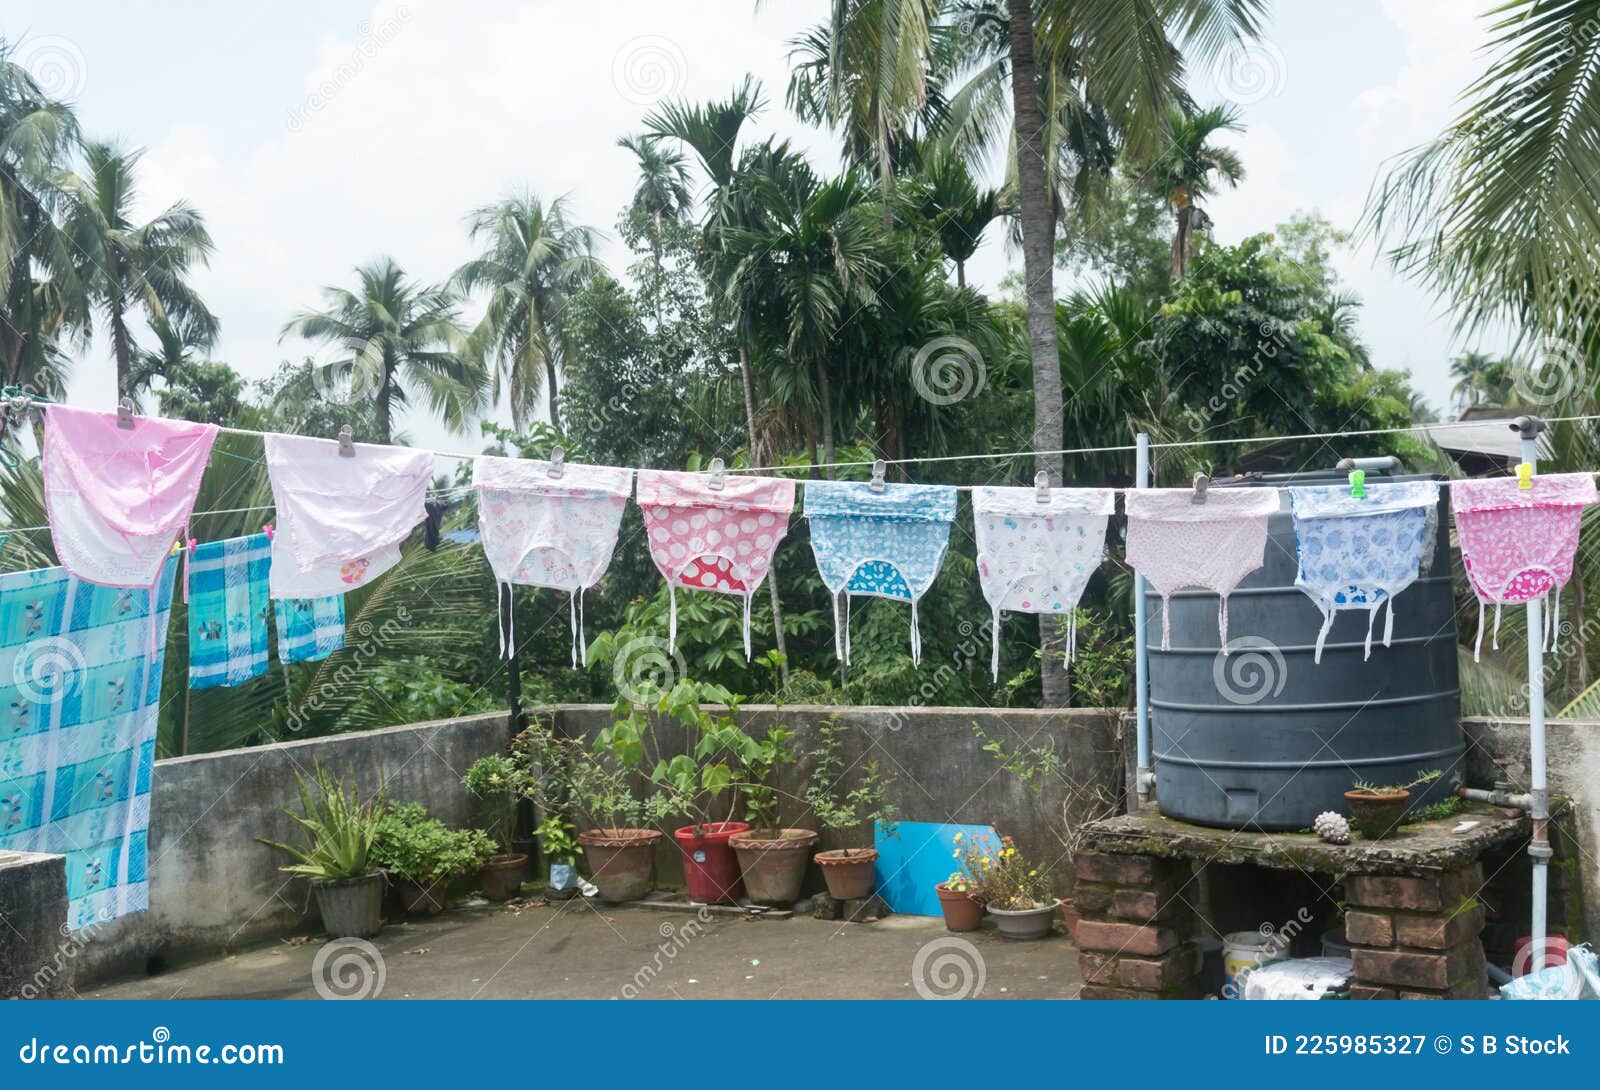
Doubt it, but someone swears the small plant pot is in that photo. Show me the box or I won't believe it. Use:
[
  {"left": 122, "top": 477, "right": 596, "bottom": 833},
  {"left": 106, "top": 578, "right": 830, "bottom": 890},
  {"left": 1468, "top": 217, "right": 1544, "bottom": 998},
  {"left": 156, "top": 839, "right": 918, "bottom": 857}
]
[
  {"left": 1058, "top": 896, "right": 1082, "bottom": 942},
  {"left": 312, "top": 872, "right": 384, "bottom": 939},
  {"left": 1344, "top": 789, "right": 1409, "bottom": 840},
  {"left": 988, "top": 903, "right": 1057, "bottom": 941},
  {"left": 578, "top": 828, "right": 661, "bottom": 903},
  {"left": 730, "top": 829, "right": 818, "bottom": 906},
  {"left": 394, "top": 876, "right": 450, "bottom": 915},
  {"left": 814, "top": 848, "right": 879, "bottom": 901},
  {"left": 478, "top": 852, "right": 528, "bottom": 902},
  {"left": 934, "top": 883, "right": 985, "bottom": 932},
  {"left": 673, "top": 822, "right": 749, "bottom": 904}
]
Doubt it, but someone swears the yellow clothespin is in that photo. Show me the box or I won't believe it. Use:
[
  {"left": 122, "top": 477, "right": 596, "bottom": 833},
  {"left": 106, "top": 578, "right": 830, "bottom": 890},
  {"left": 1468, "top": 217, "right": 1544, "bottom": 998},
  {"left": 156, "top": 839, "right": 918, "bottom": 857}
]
[
  {"left": 1349, "top": 469, "right": 1365, "bottom": 499},
  {"left": 1516, "top": 461, "right": 1534, "bottom": 490}
]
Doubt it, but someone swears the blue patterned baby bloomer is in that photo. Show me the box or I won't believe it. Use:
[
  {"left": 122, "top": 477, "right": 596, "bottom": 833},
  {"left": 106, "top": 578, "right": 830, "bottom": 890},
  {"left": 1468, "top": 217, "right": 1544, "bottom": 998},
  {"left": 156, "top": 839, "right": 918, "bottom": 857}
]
[
  {"left": 0, "top": 556, "right": 178, "bottom": 928},
  {"left": 804, "top": 480, "right": 958, "bottom": 665},
  {"left": 1289, "top": 480, "right": 1439, "bottom": 663},
  {"left": 273, "top": 593, "right": 345, "bottom": 665},
  {"left": 187, "top": 533, "right": 272, "bottom": 690}
]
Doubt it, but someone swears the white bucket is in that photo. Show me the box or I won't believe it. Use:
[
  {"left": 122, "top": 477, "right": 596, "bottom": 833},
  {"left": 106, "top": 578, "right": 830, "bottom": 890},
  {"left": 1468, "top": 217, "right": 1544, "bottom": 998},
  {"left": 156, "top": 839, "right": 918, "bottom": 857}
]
[{"left": 1223, "top": 930, "right": 1288, "bottom": 998}]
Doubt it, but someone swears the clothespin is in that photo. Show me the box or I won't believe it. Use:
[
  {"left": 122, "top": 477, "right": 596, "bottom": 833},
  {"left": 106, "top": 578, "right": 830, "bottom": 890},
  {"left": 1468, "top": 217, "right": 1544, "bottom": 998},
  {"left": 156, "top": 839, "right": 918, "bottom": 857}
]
[
  {"left": 116, "top": 397, "right": 135, "bottom": 430},
  {"left": 262, "top": 523, "right": 275, "bottom": 541},
  {"left": 186, "top": 537, "right": 198, "bottom": 556},
  {"left": 1516, "top": 461, "right": 1534, "bottom": 491},
  {"left": 1190, "top": 472, "right": 1210, "bottom": 505},
  {"left": 707, "top": 457, "right": 726, "bottom": 491},
  {"left": 548, "top": 445, "right": 566, "bottom": 479},
  {"left": 869, "top": 459, "right": 887, "bottom": 492},
  {"left": 1349, "top": 469, "right": 1366, "bottom": 499},
  {"left": 337, "top": 425, "right": 355, "bottom": 457},
  {"left": 1035, "top": 470, "right": 1051, "bottom": 504}
]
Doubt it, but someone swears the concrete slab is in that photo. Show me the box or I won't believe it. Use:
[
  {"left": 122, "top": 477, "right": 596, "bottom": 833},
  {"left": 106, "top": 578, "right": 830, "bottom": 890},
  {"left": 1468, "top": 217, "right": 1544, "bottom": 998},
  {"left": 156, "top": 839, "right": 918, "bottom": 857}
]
[{"left": 82, "top": 900, "right": 1081, "bottom": 1001}]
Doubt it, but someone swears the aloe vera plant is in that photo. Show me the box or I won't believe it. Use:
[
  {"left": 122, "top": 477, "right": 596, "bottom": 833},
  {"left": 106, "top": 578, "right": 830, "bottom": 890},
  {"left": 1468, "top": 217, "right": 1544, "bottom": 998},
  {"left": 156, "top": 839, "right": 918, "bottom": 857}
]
[{"left": 259, "top": 766, "right": 387, "bottom": 881}]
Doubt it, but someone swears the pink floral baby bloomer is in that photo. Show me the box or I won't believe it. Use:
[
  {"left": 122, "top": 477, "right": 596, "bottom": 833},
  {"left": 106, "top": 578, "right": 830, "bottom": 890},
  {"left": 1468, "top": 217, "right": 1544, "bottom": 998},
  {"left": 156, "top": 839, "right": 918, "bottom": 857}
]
[
  {"left": 635, "top": 470, "right": 796, "bottom": 659},
  {"left": 1450, "top": 472, "right": 1598, "bottom": 660}
]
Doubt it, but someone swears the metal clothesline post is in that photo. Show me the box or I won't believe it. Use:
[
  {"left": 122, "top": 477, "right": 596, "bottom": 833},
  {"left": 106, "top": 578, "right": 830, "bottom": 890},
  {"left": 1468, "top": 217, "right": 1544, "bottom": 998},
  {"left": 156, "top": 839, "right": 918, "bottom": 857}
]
[
  {"left": 1134, "top": 432, "right": 1152, "bottom": 806},
  {"left": 1517, "top": 415, "right": 1552, "bottom": 975}
]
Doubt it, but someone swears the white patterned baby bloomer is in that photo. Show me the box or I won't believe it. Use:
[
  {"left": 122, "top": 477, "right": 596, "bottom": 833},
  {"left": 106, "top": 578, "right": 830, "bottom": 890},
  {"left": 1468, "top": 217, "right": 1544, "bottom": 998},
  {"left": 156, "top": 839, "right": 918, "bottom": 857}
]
[
  {"left": 473, "top": 456, "right": 632, "bottom": 665},
  {"left": 1125, "top": 488, "right": 1279, "bottom": 652},
  {"left": 973, "top": 486, "right": 1114, "bottom": 679},
  {"left": 264, "top": 434, "right": 432, "bottom": 599},
  {"left": 804, "top": 480, "right": 958, "bottom": 666},
  {"left": 1289, "top": 481, "right": 1439, "bottom": 663}
]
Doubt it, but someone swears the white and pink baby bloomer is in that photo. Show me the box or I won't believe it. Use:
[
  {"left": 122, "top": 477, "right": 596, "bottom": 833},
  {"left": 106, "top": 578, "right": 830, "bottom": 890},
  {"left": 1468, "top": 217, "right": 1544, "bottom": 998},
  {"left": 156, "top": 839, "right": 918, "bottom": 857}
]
[
  {"left": 1450, "top": 472, "right": 1598, "bottom": 660},
  {"left": 472, "top": 456, "right": 632, "bottom": 665},
  {"left": 635, "top": 470, "right": 797, "bottom": 658}
]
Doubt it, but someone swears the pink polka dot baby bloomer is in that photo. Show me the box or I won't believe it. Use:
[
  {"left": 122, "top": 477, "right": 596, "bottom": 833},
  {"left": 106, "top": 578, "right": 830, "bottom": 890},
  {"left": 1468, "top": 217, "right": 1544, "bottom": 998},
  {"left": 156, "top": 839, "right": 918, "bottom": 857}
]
[
  {"left": 1450, "top": 472, "right": 1598, "bottom": 660},
  {"left": 634, "top": 469, "right": 797, "bottom": 659}
]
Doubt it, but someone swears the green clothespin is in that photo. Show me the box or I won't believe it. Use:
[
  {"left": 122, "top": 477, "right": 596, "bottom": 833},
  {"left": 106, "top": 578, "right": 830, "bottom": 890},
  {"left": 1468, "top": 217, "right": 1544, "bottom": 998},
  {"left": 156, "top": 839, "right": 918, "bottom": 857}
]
[
  {"left": 1349, "top": 469, "right": 1366, "bottom": 499},
  {"left": 1516, "top": 462, "right": 1534, "bottom": 490}
]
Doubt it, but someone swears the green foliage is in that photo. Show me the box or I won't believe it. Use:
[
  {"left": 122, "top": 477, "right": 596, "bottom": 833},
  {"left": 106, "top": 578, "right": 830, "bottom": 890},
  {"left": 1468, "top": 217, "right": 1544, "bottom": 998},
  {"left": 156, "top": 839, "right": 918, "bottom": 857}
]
[
  {"left": 535, "top": 813, "right": 581, "bottom": 866},
  {"left": 1351, "top": 769, "right": 1443, "bottom": 798},
  {"left": 371, "top": 803, "right": 495, "bottom": 886},
  {"left": 463, "top": 753, "right": 523, "bottom": 850},
  {"left": 802, "top": 716, "right": 897, "bottom": 850},
  {"left": 257, "top": 766, "right": 386, "bottom": 882}
]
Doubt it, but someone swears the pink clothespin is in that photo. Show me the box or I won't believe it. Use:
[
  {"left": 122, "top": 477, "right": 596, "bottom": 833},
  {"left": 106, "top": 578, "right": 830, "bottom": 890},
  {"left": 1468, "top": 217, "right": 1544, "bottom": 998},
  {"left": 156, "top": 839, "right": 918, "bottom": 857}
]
[
  {"left": 187, "top": 537, "right": 198, "bottom": 555},
  {"left": 262, "top": 523, "right": 275, "bottom": 540}
]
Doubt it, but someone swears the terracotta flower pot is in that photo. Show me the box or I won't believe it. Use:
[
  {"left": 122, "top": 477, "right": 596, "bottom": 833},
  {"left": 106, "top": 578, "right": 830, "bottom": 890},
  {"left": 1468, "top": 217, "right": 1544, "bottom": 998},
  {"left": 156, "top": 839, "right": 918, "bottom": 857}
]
[
  {"left": 730, "top": 829, "right": 818, "bottom": 906},
  {"left": 578, "top": 828, "right": 662, "bottom": 903},
  {"left": 394, "top": 876, "right": 450, "bottom": 915},
  {"left": 1058, "top": 896, "right": 1082, "bottom": 942},
  {"left": 1344, "top": 789, "right": 1409, "bottom": 840},
  {"left": 988, "top": 903, "right": 1057, "bottom": 941},
  {"left": 814, "top": 848, "right": 879, "bottom": 900},
  {"left": 935, "top": 883, "right": 984, "bottom": 932},
  {"left": 478, "top": 852, "right": 528, "bottom": 902}
]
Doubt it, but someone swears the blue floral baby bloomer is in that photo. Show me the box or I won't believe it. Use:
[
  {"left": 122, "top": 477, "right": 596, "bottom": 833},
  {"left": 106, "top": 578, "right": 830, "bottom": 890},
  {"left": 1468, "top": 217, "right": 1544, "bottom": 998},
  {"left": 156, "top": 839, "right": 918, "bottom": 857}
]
[{"left": 804, "top": 480, "right": 958, "bottom": 665}]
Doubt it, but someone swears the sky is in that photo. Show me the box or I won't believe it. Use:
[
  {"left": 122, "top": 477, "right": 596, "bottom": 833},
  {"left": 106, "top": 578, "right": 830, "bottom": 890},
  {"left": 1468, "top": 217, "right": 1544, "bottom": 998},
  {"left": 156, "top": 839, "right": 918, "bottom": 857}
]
[{"left": 1, "top": 0, "right": 1502, "bottom": 454}]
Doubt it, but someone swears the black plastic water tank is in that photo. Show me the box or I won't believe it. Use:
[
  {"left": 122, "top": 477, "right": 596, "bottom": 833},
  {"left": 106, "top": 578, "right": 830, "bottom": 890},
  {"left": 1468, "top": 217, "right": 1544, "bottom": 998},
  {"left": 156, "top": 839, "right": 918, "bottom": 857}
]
[{"left": 1148, "top": 472, "right": 1463, "bottom": 830}]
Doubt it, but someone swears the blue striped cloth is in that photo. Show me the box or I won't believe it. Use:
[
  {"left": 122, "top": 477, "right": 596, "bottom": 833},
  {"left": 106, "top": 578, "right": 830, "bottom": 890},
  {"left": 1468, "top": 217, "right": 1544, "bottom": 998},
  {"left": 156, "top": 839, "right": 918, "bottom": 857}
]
[
  {"left": 273, "top": 593, "right": 344, "bottom": 664},
  {"left": 187, "top": 534, "right": 272, "bottom": 690}
]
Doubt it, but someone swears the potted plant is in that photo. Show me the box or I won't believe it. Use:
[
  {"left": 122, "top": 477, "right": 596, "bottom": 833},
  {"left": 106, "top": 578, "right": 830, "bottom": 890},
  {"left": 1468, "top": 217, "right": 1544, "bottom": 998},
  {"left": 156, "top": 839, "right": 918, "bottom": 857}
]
[
  {"left": 259, "top": 766, "right": 386, "bottom": 939},
  {"left": 536, "top": 813, "right": 582, "bottom": 899},
  {"left": 979, "top": 833, "right": 1056, "bottom": 940},
  {"left": 804, "top": 717, "right": 899, "bottom": 901},
  {"left": 728, "top": 716, "right": 816, "bottom": 905},
  {"left": 1345, "top": 769, "right": 1442, "bottom": 840},
  {"left": 463, "top": 754, "right": 529, "bottom": 901},
  {"left": 935, "top": 833, "right": 989, "bottom": 932},
  {"left": 372, "top": 803, "right": 496, "bottom": 914}
]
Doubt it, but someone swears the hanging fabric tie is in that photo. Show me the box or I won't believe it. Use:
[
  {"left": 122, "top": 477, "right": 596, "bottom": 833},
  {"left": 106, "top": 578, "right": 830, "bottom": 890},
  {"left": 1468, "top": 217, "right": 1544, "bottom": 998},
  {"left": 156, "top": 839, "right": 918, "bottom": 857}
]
[
  {"left": 42, "top": 404, "right": 217, "bottom": 659},
  {"left": 264, "top": 433, "right": 431, "bottom": 599},
  {"left": 804, "top": 479, "right": 958, "bottom": 667},
  {"left": 1288, "top": 480, "right": 1440, "bottom": 664},
  {"left": 635, "top": 469, "right": 795, "bottom": 658},
  {"left": 1451, "top": 472, "right": 1598, "bottom": 662},
  {"left": 474, "top": 456, "right": 632, "bottom": 664},
  {"left": 973, "top": 485, "right": 1114, "bottom": 680},
  {"left": 1124, "top": 487, "right": 1279, "bottom": 653}
]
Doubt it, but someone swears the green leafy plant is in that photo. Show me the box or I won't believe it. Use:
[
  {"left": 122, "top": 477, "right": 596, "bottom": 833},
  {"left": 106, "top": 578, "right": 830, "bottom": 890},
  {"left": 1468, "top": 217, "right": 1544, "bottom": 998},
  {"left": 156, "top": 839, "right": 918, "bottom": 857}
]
[
  {"left": 1351, "top": 769, "right": 1442, "bottom": 798},
  {"left": 976, "top": 833, "right": 1054, "bottom": 911},
  {"left": 803, "top": 716, "right": 898, "bottom": 855},
  {"left": 258, "top": 766, "right": 386, "bottom": 882},
  {"left": 463, "top": 753, "right": 525, "bottom": 851},
  {"left": 535, "top": 813, "right": 581, "bottom": 867},
  {"left": 371, "top": 803, "right": 495, "bottom": 887}
]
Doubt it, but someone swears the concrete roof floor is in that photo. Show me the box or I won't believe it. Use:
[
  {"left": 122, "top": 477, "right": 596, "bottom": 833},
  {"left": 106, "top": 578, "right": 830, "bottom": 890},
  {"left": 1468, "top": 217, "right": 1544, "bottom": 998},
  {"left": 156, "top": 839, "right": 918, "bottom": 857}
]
[{"left": 83, "top": 900, "right": 1083, "bottom": 1001}]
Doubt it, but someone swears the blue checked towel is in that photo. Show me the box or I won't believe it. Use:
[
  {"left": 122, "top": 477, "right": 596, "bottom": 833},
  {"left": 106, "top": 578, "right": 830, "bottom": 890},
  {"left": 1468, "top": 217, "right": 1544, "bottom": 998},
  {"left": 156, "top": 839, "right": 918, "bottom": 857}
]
[
  {"left": 187, "top": 534, "right": 272, "bottom": 690},
  {"left": 273, "top": 593, "right": 344, "bottom": 664}
]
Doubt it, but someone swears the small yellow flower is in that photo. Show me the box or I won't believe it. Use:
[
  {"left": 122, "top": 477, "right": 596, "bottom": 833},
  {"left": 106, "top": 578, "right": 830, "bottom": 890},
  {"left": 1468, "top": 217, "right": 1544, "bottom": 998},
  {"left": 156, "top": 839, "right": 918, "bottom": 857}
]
[{"left": 952, "top": 833, "right": 963, "bottom": 842}]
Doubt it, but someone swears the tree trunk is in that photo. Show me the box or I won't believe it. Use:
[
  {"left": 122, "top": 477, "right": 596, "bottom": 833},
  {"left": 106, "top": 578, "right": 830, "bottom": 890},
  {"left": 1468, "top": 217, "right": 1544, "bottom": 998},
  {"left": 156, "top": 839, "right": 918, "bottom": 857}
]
[
  {"left": 956, "top": 259, "right": 966, "bottom": 289},
  {"left": 814, "top": 354, "right": 836, "bottom": 478},
  {"left": 740, "top": 343, "right": 788, "bottom": 682},
  {"left": 1006, "top": 0, "right": 1069, "bottom": 707},
  {"left": 1171, "top": 203, "right": 1193, "bottom": 283},
  {"left": 111, "top": 307, "right": 133, "bottom": 399},
  {"left": 376, "top": 358, "right": 393, "bottom": 445},
  {"left": 545, "top": 357, "right": 563, "bottom": 435}
]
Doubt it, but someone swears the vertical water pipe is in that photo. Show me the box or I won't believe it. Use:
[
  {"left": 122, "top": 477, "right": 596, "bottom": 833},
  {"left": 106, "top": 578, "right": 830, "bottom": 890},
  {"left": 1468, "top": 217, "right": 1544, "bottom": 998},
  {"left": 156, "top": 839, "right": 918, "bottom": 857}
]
[
  {"left": 1516, "top": 415, "right": 1551, "bottom": 973},
  {"left": 1134, "top": 432, "right": 1152, "bottom": 806}
]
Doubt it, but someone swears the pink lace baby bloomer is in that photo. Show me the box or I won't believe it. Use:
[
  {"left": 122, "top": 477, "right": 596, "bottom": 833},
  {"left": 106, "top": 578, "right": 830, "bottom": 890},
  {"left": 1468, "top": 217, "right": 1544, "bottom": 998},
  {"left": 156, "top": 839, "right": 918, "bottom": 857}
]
[
  {"left": 1124, "top": 487, "right": 1280, "bottom": 652},
  {"left": 635, "top": 470, "right": 797, "bottom": 658},
  {"left": 1450, "top": 472, "right": 1598, "bottom": 660}
]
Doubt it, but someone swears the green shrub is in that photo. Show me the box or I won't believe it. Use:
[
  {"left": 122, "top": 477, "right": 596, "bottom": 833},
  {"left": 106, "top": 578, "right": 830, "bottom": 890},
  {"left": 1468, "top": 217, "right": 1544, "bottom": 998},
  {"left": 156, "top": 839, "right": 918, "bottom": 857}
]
[{"left": 372, "top": 803, "right": 495, "bottom": 886}]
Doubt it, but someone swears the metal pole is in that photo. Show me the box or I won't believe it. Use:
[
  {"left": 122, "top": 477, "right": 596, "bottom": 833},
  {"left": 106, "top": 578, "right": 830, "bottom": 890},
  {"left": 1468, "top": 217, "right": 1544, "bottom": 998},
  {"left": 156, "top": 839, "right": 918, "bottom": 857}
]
[
  {"left": 1134, "top": 432, "right": 1152, "bottom": 805},
  {"left": 1515, "top": 416, "right": 1551, "bottom": 973}
]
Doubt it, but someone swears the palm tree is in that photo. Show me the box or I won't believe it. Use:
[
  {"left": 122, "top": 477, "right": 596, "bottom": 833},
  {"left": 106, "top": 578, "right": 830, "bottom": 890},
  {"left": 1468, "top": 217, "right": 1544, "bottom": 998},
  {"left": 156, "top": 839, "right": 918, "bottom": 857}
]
[
  {"left": 907, "top": 147, "right": 1003, "bottom": 287},
  {"left": 282, "top": 257, "right": 479, "bottom": 444},
  {"left": 451, "top": 191, "right": 602, "bottom": 433},
  {"left": 617, "top": 134, "right": 693, "bottom": 260},
  {"left": 1448, "top": 350, "right": 1507, "bottom": 412},
  {"left": 59, "top": 141, "right": 217, "bottom": 397},
  {"left": 127, "top": 310, "right": 212, "bottom": 407},
  {"left": 1148, "top": 103, "right": 1245, "bottom": 281}
]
